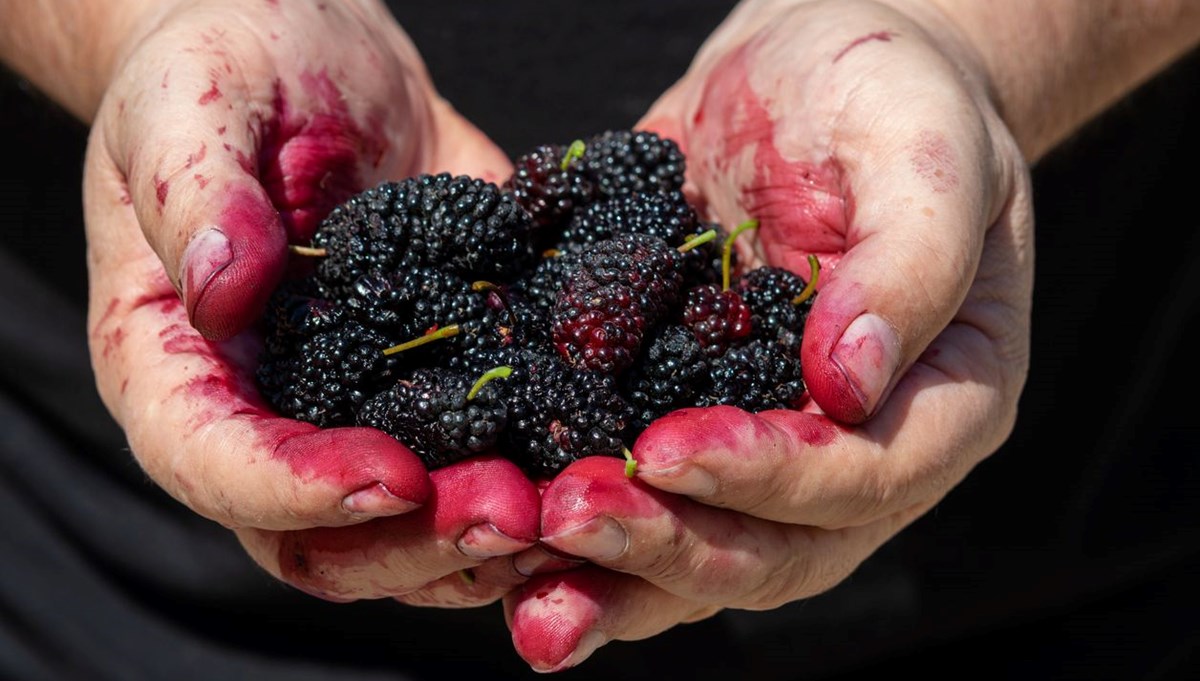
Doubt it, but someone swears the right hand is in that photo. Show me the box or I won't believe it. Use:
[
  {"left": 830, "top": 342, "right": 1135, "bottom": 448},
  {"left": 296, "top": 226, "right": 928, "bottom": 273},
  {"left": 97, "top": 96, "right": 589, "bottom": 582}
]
[{"left": 83, "top": 0, "right": 539, "bottom": 606}]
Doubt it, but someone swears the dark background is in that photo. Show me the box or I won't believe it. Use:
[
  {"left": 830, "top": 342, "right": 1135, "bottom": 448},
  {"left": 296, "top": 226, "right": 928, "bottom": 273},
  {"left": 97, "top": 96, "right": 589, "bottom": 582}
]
[{"left": 1, "top": 2, "right": 1197, "bottom": 679}]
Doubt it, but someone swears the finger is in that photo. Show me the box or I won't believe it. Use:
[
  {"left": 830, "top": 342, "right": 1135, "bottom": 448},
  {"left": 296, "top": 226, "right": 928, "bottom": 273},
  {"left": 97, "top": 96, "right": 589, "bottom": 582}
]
[
  {"left": 237, "top": 456, "right": 539, "bottom": 603},
  {"left": 505, "top": 567, "right": 719, "bottom": 673},
  {"left": 644, "top": 11, "right": 1018, "bottom": 424},
  {"left": 630, "top": 372, "right": 1004, "bottom": 529},
  {"left": 84, "top": 140, "right": 430, "bottom": 530},
  {"left": 540, "top": 457, "right": 930, "bottom": 607},
  {"left": 101, "top": 33, "right": 293, "bottom": 342}
]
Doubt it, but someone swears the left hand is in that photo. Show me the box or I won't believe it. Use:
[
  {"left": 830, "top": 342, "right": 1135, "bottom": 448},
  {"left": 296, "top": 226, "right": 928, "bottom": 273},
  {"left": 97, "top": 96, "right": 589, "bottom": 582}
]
[{"left": 505, "top": 0, "right": 1034, "bottom": 670}]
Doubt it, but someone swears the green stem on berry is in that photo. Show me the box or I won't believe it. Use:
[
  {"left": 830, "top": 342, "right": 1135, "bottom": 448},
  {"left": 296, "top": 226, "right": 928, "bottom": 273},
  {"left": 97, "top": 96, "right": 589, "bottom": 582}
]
[
  {"left": 623, "top": 447, "right": 637, "bottom": 478},
  {"left": 677, "top": 229, "right": 718, "bottom": 254},
  {"left": 722, "top": 219, "right": 759, "bottom": 292},
  {"left": 457, "top": 568, "right": 476, "bottom": 586},
  {"left": 289, "top": 244, "right": 327, "bottom": 257},
  {"left": 381, "top": 324, "right": 460, "bottom": 356},
  {"left": 467, "top": 366, "right": 513, "bottom": 401},
  {"left": 560, "top": 139, "right": 586, "bottom": 171},
  {"left": 791, "top": 254, "right": 821, "bottom": 305}
]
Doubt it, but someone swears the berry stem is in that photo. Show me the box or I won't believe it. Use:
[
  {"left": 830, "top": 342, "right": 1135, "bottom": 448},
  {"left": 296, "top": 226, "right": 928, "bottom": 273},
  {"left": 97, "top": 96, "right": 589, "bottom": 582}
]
[
  {"left": 722, "top": 219, "right": 759, "bottom": 291},
  {"left": 467, "top": 366, "right": 513, "bottom": 401},
  {"left": 471, "top": 280, "right": 499, "bottom": 293},
  {"left": 677, "top": 229, "right": 719, "bottom": 253},
  {"left": 560, "top": 140, "right": 586, "bottom": 170},
  {"left": 623, "top": 447, "right": 638, "bottom": 478},
  {"left": 382, "top": 324, "right": 461, "bottom": 356},
  {"left": 791, "top": 254, "right": 821, "bottom": 305},
  {"left": 289, "top": 244, "right": 327, "bottom": 257}
]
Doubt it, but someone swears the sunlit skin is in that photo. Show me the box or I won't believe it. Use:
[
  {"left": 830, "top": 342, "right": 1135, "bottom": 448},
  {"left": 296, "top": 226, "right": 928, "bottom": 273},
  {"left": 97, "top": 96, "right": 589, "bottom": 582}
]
[
  {"left": 82, "top": 0, "right": 536, "bottom": 608},
  {"left": 506, "top": 0, "right": 1036, "bottom": 671},
  {"left": 3, "top": 0, "right": 1196, "bottom": 673}
]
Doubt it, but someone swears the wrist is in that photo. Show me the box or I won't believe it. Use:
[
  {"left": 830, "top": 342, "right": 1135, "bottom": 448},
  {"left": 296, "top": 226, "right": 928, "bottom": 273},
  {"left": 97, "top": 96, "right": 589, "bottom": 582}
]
[
  {"left": 886, "top": 0, "right": 1200, "bottom": 162},
  {"left": 0, "top": 0, "right": 176, "bottom": 122}
]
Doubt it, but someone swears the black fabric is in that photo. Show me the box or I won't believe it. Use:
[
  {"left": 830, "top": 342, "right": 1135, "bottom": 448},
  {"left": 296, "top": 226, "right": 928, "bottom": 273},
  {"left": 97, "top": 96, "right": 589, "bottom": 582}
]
[{"left": 1, "top": 2, "right": 1198, "bottom": 679}]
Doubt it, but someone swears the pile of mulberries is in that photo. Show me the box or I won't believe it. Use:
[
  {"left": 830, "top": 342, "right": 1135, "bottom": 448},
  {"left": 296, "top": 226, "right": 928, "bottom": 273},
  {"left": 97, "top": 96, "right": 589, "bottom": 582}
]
[{"left": 256, "top": 129, "right": 819, "bottom": 478}]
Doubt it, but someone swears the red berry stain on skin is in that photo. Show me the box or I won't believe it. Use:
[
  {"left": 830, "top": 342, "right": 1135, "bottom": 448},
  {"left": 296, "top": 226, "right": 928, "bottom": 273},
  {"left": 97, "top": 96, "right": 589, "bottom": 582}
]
[
  {"left": 909, "top": 129, "right": 958, "bottom": 193},
  {"left": 185, "top": 142, "right": 207, "bottom": 169},
  {"left": 198, "top": 80, "right": 223, "bottom": 106},
  {"left": 427, "top": 457, "right": 540, "bottom": 539},
  {"left": 153, "top": 174, "right": 169, "bottom": 207},
  {"left": 275, "top": 457, "right": 535, "bottom": 595},
  {"left": 691, "top": 39, "right": 852, "bottom": 275},
  {"left": 510, "top": 569, "right": 613, "bottom": 671},
  {"left": 161, "top": 69, "right": 169, "bottom": 89},
  {"left": 541, "top": 457, "right": 683, "bottom": 538},
  {"left": 194, "top": 174, "right": 210, "bottom": 190},
  {"left": 636, "top": 405, "right": 842, "bottom": 472},
  {"left": 131, "top": 289, "right": 182, "bottom": 314},
  {"left": 833, "top": 30, "right": 896, "bottom": 63},
  {"left": 184, "top": 184, "right": 288, "bottom": 341},
  {"left": 800, "top": 281, "right": 874, "bottom": 423},
  {"left": 101, "top": 326, "right": 126, "bottom": 360},
  {"left": 216, "top": 125, "right": 226, "bottom": 136},
  {"left": 255, "top": 71, "right": 386, "bottom": 243}
]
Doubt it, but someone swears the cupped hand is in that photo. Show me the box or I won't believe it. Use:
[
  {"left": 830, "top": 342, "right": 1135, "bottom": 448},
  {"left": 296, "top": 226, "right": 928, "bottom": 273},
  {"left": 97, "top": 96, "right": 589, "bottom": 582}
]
[
  {"left": 84, "top": 0, "right": 537, "bottom": 606},
  {"left": 507, "top": 0, "right": 1034, "bottom": 669}
]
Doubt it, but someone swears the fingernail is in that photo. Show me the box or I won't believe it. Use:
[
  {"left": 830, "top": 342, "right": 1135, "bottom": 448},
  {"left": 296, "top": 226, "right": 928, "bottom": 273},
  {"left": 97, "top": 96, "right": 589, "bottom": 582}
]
[
  {"left": 543, "top": 516, "right": 628, "bottom": 561},
  {"left": 547, "top": 630, "right": 607, "bottom": 673},
  {"left": 181, "top": 227, "right": 233, "bottom": 321},
  {"left": 341, "top": 482, "right": 421, "bottom": 517},
  {"left": 636, "top": 461, "right": 717, "bottom": 497},
  {"left": 458, "top": 523, "right": 533, "bottom": 560},
  {"left": 513, "top": 544, "right": 587, "bottom": 577},
  {"left": 829, "top": 313, "right": 901, "bottom": 418}
]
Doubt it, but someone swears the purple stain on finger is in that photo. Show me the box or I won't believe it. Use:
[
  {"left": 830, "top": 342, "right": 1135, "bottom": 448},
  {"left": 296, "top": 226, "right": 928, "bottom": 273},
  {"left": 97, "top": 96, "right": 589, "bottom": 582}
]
[
  {"left": 198, "top": 80, "right": 222, "bottom": 105},
  {"left": 257, "top": 71, "right": 386, "bottom": 243},
  {"left": 833, "top": 30, "right": 897, "bottom": 63},
  {"left": 909, "top": 130, "right": 959, "bottom": 193},
  {"left": 690, "top": 39, "right": 852, "bottom": 273},
  {"left": 183, "top": 184, "right": 287, "bottom": 341}
]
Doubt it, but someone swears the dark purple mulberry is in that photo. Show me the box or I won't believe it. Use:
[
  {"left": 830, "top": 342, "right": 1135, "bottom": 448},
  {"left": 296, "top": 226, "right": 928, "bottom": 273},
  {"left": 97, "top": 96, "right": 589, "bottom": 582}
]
[
  {"left": 696, "top": 339, "right": 806, "bottom": 412},
  {"left": 357, "top": 367, "right": 508, "bottom": 470},
  {"left": 581, "top": 129, "right": 686, "bottom": 199}
]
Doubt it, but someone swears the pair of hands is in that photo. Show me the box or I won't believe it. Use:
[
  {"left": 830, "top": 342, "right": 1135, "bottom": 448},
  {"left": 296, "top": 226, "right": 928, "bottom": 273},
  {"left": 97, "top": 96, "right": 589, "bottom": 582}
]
[{"left": 82, "top": 0, "right": 1031, "bottom": 672}]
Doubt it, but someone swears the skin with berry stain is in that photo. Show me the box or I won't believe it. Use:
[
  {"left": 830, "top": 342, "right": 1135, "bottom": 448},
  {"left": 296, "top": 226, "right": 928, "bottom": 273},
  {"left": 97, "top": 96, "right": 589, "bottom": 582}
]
[
  {"left": 82, "top": 0, "right": 533, "bottom": 608},
  {"left": 508, "top": 0, "right": 1038, "bottom": 669}
]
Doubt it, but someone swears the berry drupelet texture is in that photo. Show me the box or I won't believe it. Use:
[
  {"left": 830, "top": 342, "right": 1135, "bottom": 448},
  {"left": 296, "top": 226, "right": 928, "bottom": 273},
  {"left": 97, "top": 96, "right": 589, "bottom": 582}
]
[
  {"left": 499, "top": 350, "right": 633, "bottom": 478},
  {"left": 504, "top": 143, "right": 595, "bottom": 232},
  {"left": 623, "top": 324, "right": 709, "bottom": 431},
  {"left": 735, "top": 265, "right": 816, "bottom": 351},
  {"left": 257, "top": 319, "right": 400, "bottom": 428},
  {"left": 311, "top": 173, "right": 535, "bottom": 294},
  {"left": 697, "top": 338, "right": 806, "bottom": 412},
  {"left": 357, "top": 367, "right": 508, "bottom": 470},
  {"left": 551, "top": 233, "right": 684, "bottom": 374},
  {"left": 557, "top": 190, "right": 698, "bottom": 254},
  {"left": 681, "top": 283, "right": 753, "bottom": 357},
  {"left": 581, "top": 129, "right": 686, "bottom": 199}
]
